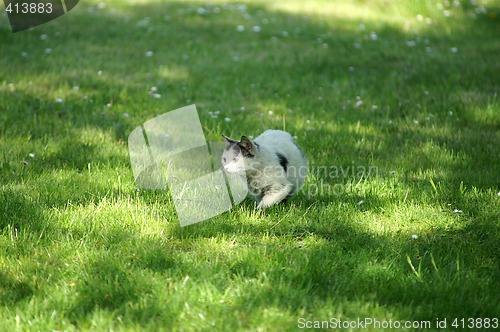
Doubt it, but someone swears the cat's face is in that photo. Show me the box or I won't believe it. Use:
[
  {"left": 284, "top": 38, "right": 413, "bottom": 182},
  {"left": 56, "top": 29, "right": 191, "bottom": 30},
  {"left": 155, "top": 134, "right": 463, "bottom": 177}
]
[
  {"left": 221, "top": 135, "right": 254, "bottom": 174},
  {"left": 221, "top": 143, "right": 245, "bottom": 174}
]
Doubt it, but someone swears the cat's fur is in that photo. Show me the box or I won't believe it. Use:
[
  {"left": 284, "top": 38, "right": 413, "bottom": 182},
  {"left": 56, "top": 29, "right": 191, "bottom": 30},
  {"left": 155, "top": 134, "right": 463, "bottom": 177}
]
[{"left": 222, "top": 130, "right": 308, "bottom": 209}]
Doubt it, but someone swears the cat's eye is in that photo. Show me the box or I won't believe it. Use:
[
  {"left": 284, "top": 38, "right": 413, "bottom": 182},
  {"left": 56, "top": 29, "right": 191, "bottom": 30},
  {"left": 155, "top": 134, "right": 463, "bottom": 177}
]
[{"left": 223, "top": 157, "right": 226, "bottom": 163}]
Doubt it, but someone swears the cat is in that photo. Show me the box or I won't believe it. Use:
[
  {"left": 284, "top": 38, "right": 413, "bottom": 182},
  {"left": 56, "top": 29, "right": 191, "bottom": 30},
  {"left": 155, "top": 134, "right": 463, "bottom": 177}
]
[{"left": 221, "top": 130, "right": 308, "bottom": 209}]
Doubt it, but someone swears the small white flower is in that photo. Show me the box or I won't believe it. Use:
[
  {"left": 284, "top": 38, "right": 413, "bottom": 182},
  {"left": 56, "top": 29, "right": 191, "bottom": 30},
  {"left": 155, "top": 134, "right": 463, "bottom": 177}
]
[
  {"left": 388, "top": 120, "right": 393, "bottom": 124},
  {"left": 21, "top": 51, "right": 28, "bottom": 57},
  {"left": 390, "top": 170, "right": 396, "bottom": 174},
  {"left": 372, "top": 105, "right": 378, "bottom": 110},
  {"left": 453, "top": 209, "right": 463, "bottom": 213},
  {"left": 150, "top": 86, "right": 158, "bottom": 92},
  {"left": 282, "top": 31, "right": 288, "bottom": 37},
  {"left": 152, "top": 93, "right": 161, "bottom": 98},
  {"left": 412, "top": 234, "right": 418, "bottom": 240},
  {"left": 359, "top": 23, "right": 365, "bottom": 31},
  {"left": 236, "top": 25, "right": 245, "bottom": 32},
  {"left": 240, "top": 106, "right": 245, "bottom": 111},
  {"left": 214, "top": 111, "right": 220, "bottom": 115},
  {"left": 107, "top": 103, "right": 112, "bottom": 108},
  {"left": 355, "top": 100, "right": 363, "bottom": 107},
  {"left": 449, "top": 111, "right": 453, "bottom": 115},
  {"left": 268, "top": 110, "right": 273, "bottom": 115},
  {"left": 252, "top": 25, "right": 261, "bottom": 32},
  {"left": 357, "top": 200, "right": 364, "bottom": 205},
  {"left": 233, "top": 56, "right": 239, "bottom": 62},
  {"left": 425, "top": 47, "right": 432, "bottom": 53},
  {"left": 443, "top": 10, "right": 451, "bottom": 17},
  {"left": 40, "top": 34, "right": 48, "bottom": 40},
  {"left": 98, "top": 70, "right": 103, "bottom": 76},
  {"left": 55, "top": 98, "right": 63, "bottom": 103},
  {"left": 29, "top": 153, "right": 35, "bottom": 158},
  {"left": 322, "top": 43, "right": 328, "bottom": 48},
  {"left": 123, "top": 113, "right": 130, "bottom": 117},
  {"left": 424, "top": 91, "right": 429, "bottom": 95},
  {"left": 45, "top": 48, "right": 52, "bottom": 54},
  {"left": 98, "top": 2, "right": 105, "bottom": 9},
  {"left": 406, "top": 41, "right": 416, "bottom": 47},
  {"left": 450, "top": 47, "right": 458, "bottom": 53},
  {"left": 145, "top": 51, "right": 154, "bottom": 57},
  {"left": 225, "top": 117, "right": 231, "bottom": 122},
  {"left": 73, "top": 86, "right": 79, "bottom": 91},
  {"left": 370, "top": 31, "right": 378, "bottom": 40},
  {"left": 197, "top": 7, "right": 208, "bottom": 15},
  {"left": 348, "top": 66, "right": 355, "bottom": 72},
  {"left": 211, "top": 115, "right": 218, "bottom": 119},
  {"left": 416, "top": 14, "right": 424, "bottom": 21},
  {"left": 497, "top": 191, "right": 500, "bottom": 197},
  {"left": 413, "top": 120, "right": 419, "bottom": 124}
]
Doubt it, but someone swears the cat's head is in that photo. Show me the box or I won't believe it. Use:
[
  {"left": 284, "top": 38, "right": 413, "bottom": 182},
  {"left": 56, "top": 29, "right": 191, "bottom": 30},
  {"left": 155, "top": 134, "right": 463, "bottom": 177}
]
[{"left": 221, "top": 134, "right": 255, "bottom": 174}]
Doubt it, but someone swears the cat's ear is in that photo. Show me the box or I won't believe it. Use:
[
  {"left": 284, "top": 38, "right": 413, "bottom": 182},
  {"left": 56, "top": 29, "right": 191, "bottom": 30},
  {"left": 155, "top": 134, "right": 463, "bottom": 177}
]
[
  {"left": 238, "top": 136, "right": 255, "bottom": 157},
  {"left": 222, "top": 134, "right": 238, "bottom": 144}
]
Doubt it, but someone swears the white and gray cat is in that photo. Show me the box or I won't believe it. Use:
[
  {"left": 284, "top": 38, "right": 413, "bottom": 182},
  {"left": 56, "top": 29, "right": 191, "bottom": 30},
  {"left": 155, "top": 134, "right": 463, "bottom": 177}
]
[{"left": 222, "top": 130, "right": 308, "bottom": 209}]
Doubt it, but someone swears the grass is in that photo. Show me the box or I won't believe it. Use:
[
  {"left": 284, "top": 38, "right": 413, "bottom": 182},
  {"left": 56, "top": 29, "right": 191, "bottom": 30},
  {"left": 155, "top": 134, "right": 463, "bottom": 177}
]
[{"left": 1, "top": 0, "right": 499, "bottom": 330}]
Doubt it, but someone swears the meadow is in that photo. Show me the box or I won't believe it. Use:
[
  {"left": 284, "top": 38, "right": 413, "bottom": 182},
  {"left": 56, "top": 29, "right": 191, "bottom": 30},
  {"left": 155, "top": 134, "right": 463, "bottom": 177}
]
[{"left": 0, "top": 0, "right": 499, "bottom": 330}]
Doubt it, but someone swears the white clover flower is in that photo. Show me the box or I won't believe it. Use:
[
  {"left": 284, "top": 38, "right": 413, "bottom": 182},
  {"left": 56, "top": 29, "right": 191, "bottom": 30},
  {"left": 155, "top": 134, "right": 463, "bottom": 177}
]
[
  {"left": 40, "top": 34, "right": 48, "bottom": 40},
  {"left": 282, "top": 31, "right": 288, "bottom": 37},
  {"left": 268, "top": 110, "right": 273, "bottom": 115},
  {"left": 45, "top": 48, "right": 52, "bottom": 54},
  {"left": 21, "top": 51, "right": 28, "bottom": 57},
  {"left": 453, "top": 209, "right": 463, "bottom": 213},
  {"left": 123, "top": 113, "right": 130, "bottom": 117},
  {"left": 145, "top": 51, "right": 154, "bottom": 57},
  {"left": 197, "top": 7, "right": 208, "bottom": 15},
  {"left": 55, "top": 98, "right": 63, "bottom": 103},
  {"left": 370, "top": 31, "right": 378, "bottom": 40},
  {"left": 390, "top": 170, "right": 396, "bottom": 174},
  {"left": 152, "top": 93, "right": 161, "bottom": 98},
  {"left": 29, "top": 153, "right": 35, "bottom": 158},
  {"left": 73, "top": 86, "right": 79, "bottom": 91},
  {"left": 412, "top": 234, "right": 418, "bottom": 240},
  {"left": 357, "top": 200, "right": 364, "bottom": 205},
  {"left": 224, "top": 117, "right": 231, "bottom": 122},
  {"left": 252, "top": 26, "right": 261, "bottom": 32},
  {"left": 236, "top": 25, "right": 245, "bottom": 32},
  {"left": 150, "top": 86, "right": 158, "bottom": 92},
  {"left": 450, "top": 47, "right": 458, "bottom": 53},
  {"left": 98, "top": 70, "right": 103, "bottom": 76}
]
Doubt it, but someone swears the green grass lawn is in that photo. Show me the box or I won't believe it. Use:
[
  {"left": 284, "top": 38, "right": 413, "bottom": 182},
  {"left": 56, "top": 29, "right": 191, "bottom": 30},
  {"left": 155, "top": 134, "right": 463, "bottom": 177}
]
[{"left": 1, "top": 0, "right": 499, "bottom": 330}]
